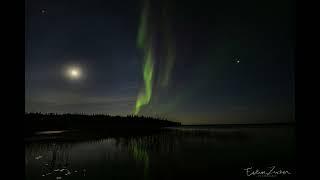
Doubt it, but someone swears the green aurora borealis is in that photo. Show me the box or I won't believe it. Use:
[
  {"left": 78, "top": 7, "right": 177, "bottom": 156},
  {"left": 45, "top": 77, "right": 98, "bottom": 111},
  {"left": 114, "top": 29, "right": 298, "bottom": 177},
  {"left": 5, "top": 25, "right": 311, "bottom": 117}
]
[
  {"left": 134, "top": 0, "right": 175, "bottom": 115},
  {"left": 134, "top": 0, "right": 154, "bottom": 115}
]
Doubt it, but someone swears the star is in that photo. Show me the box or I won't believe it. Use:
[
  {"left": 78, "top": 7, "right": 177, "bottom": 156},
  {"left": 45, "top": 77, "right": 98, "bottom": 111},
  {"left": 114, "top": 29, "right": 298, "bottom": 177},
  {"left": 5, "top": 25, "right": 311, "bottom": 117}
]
[
  {"left": 40, "top": 9, "right": 47, "bottom": 15},
  {"left": 233, "top": 56, "right": 241, "bottom": 64}
]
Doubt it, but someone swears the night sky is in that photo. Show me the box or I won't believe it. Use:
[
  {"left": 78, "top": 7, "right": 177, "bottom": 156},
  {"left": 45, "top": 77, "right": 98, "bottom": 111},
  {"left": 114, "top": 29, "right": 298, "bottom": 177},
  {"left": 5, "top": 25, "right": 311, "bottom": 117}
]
[{"left": 25, "top": 0, "right": 295, "bottom": 124}]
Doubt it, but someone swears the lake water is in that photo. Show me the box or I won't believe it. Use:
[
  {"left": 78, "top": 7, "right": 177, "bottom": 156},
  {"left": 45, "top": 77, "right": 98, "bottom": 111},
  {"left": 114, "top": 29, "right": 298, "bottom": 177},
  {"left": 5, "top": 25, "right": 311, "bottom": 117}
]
[{"left": 25, "top": 126, "right": 296, "bottom": 179}]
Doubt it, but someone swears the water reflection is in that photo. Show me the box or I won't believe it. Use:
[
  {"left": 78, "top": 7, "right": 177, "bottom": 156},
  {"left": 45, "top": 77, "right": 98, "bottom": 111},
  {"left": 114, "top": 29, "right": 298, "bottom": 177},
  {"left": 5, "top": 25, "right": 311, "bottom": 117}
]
[{"left": 25, "top": 127, "right": 295, "bottom": 179}]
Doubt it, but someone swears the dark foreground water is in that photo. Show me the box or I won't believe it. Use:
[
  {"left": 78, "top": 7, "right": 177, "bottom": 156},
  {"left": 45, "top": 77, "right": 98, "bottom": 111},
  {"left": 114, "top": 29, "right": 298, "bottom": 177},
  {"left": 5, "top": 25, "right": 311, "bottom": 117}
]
[{"left": 25, "top": 126, "right": 296, "bottom": 179}]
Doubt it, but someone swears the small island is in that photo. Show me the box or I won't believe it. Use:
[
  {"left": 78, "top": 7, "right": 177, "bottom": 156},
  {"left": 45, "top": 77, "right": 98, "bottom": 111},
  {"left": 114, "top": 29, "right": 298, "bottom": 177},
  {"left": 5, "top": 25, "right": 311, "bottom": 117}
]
[{"left": 25, "top": 113, "right": 181, "bottom": 137}]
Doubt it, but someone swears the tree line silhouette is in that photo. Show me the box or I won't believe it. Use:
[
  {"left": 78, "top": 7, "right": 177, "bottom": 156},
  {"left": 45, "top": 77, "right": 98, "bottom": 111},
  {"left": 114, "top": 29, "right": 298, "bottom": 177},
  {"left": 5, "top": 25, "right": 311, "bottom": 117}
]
[{"left": 25, "top": 113, "right": 181, "bottom": 135}]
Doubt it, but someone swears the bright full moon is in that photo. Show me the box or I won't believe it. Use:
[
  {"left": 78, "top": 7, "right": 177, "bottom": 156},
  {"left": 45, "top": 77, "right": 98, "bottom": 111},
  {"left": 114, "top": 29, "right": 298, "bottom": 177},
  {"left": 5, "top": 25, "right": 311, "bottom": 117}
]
[
  {"left": 71, "top": 69, "right": 79, "bottom": 77},
  {"left": 66, "top": 66, "right": 82, "bottom": 80}
]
